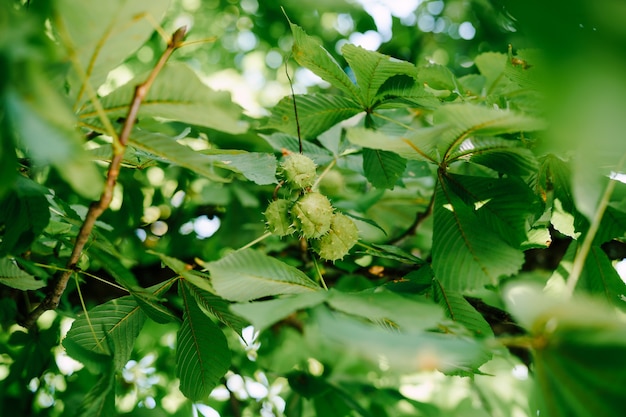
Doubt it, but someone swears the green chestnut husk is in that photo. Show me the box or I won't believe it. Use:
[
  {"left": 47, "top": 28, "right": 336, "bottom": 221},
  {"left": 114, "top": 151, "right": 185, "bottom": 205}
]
[
  {"left": 291, "top": 192, "right": 333, "bottom": 238},
  {"left": 264, "top": 199, "right": 295, "bottom": 236},
  {"left": 312, "top": 212, "right": 358, "bottom": 261},
  {"left": 280, "top": 153, "right": 317, "bottom": 190}
]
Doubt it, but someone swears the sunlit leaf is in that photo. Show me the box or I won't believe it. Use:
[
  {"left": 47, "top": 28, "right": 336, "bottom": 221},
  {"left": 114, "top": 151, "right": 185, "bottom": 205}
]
[
  {"left": 264, "top": 94, "right": 362, "bottom": 139},
  {"left": 55, "top": 0, "right": 170, "bottom": 98},
  {"left": 79, "top": 63, "right": 248, "bottom": 134},
  {"left": 373, "top": 75, "right": 439, "bottom": 109},
  {"left": 206, "top": 249, "right": 321, "bottom": 301},
  {"left": 311, "top": 306, "right": 489, "bottom": 374},
  {"left": 418, "top": 64, "right": 459, "bottom": 92},
  {"left": 176, "top": 282, "right": 231, "bottom": 401},
  {"left": 87, "top": 144, "right": 158, "bottom": 169},
  {"left": 128, "top": 129, "right": 229, "bottom": 182},
  {"left": 206, "top": 151, "right": 278, "bottom": 185},
  {"left": 504, "top": 283, "right": 626, "bottom": 417},
  {"left": 288, "top": 21, "right": 361, "bottom": 101},
  {"left": 473, "top": 52, "right": 508, "bottom": 92},
  {"left": 341, "top": 44, "right": 418, "bottom": 107},
  {"left": 435, "top": 103, "right": 547, "bottom": 159},
  {"left": 447, "top": 136, "right": 538, "bottom": 176},
  {"left": 4, "top": 76, "right": 103, "bottom": 199},
  {"left": 231, "top": 291, "right": 328, "bottom": 332},
  {"left": 326, "top": 288, "right": 444, "bottom": 332},
  {"left": 346, "top": 125, "right": 446, "bottom": 163}
]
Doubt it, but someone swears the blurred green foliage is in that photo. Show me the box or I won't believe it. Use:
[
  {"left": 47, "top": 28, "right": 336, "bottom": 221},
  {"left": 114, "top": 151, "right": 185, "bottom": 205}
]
[{"left": 1, "top": 0, "right": 625, "bottom": 416}]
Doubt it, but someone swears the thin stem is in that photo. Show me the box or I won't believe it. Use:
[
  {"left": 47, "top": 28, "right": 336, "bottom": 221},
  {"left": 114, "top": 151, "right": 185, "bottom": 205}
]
[
  {"left": 284, "top": 59, "right": 303, "bottom": 153},
  {"left": 312, "top": 256, "right": 328, "bottom": 290},
  {"left": 391, "top": 189, "right": 436, "bottom": 245},
  {"left": 20, "top": 27, "right": 187, "bottom": 329},
  {"left": 237, "top": 232, "right": 272, "bottom": 251},
  {"left": 565, "top": 154, "right": 626, "bottom": 297},
  {"left": 312, "top": 158, "right": 337, "bottom": 190},
  {"left": 74, "top": 272, "right": 103, "bottom": 351},
  {"left": 371, "top": 111, "right": 417, "bottom": 131},
  {"left": 33, "top": 263, "right": 128, "bottom": 292}
]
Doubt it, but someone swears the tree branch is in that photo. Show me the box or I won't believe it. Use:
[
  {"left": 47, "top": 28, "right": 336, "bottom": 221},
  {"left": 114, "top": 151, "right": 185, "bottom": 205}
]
[
  {"left": 19, "top": 27, "right": 187, "bottom": 329},
  {"left": 390, "top": 189, "right": 436, "bottom": 246}
]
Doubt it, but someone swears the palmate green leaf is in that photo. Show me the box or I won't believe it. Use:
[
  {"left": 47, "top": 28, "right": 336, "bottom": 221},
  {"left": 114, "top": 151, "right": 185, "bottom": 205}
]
[
  {"left": 205, "top": 249, "right": 321, "bottom": 301},
  {"left": 63, "top": 295, "right": 146, "bottom": 371},
  {"left": 341, "top": 44, "right": 418, "bottom": 107},
  {"left": 177, "top": 282, "right": 230, "bottom": 401},
  {"left": 432, "top": 279, "right": 493, "bottom": 338},
  {"left": 74, "top": 367, "right": 116, "bottom": 417},
  {"left": 373, "top": 75, "right": 439, "bottom": 109},
  {"left": 418, "top": 64, "right": 460, "bottom": 93},
  {"left": 444, "top": 174, "right": 537, "bottom": 247},
  {"left": 504, "top": 283, "right": 626, "bottom": 417},
  {"left": 326, "top": 288, "right": 444, "bottom": 332},
  {"left": 474, "top": 52, "right": 507, "bottom": 89},
  {"left": 0, "top": 257, "right": 45, "bottom": 291},
  {"left": 0, "top": 176, "right": 50, "bottom": 256},
  {"left": 431, "top": 180, "right": 524, "bottom": 291},
  {"left": 231, "top": 291, "right": 328, "bottom": 332},
  {"left": 362, "top": 148, "right": 406, "bottom": 189},
  {"left": 447, "top": 136, "right": 538, "bottom": 176},
  {"left": 264, "top": 94, "right": 362, "bottom": 139},
  {"left": 346, "top": 125, "right": 447, "bottom": 163},
  {"left": 55, "top": 0, "right": 169, "bottom": 99},
  {"left": 288, "top": 21, "right": 362, "bottom": 102},
  {"left": 435, "top": 103, "right": 547, "bottom": 160},
  {"left": 79, "top": 63, "right": 247, "bottom": 134}
]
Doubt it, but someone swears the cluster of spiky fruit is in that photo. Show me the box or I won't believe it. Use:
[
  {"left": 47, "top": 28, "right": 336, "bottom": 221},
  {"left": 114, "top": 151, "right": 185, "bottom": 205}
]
[{"left": 264, "top": 153, "right": 358, "bottom": 261}]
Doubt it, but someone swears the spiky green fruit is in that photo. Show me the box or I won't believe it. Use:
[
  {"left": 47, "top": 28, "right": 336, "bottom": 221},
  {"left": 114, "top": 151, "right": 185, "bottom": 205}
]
[
  {"left": 291, "top": 192, "right": 333, "bottom": 238},
  {"left": 280, "top": 153, "right": 317, "bottom": 190},
  {"left": 264, "top": 199, "right": 295, "bottom": 236},
  {"left": 312, "top": 213, "right": 358, "bottom": 261}
]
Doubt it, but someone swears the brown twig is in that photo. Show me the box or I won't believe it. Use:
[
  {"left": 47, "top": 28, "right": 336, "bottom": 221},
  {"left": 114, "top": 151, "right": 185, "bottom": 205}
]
[
  {"left": 20, "top": 27, "right": 188, "bottom": 329},
  {"left": 391, "top": 189, "right": 436, "bottom": 246}
]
